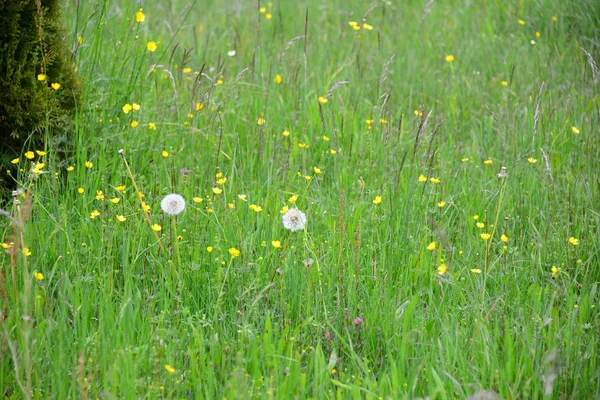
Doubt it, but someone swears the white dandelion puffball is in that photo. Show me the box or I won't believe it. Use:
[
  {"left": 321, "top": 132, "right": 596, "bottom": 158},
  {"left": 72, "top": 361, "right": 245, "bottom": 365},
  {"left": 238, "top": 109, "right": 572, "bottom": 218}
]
[
  {"left": 282, "top": 208, "right": 307, "bottom": 232},
  {"left": 161, "top": 193, "right": 186, "bottom": 215}
]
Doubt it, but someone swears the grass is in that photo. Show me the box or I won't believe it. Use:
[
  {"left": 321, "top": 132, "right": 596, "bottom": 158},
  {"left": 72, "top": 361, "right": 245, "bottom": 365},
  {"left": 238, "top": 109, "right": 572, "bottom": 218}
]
[{"left": 1, "top": 0, "right": 599, "bottom": 398}]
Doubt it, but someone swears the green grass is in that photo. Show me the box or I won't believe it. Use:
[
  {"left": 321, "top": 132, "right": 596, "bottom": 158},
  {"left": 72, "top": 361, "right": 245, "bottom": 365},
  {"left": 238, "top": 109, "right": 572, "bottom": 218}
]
[{"left": 1, "top": 0, "right": 599, "bottom": 398}]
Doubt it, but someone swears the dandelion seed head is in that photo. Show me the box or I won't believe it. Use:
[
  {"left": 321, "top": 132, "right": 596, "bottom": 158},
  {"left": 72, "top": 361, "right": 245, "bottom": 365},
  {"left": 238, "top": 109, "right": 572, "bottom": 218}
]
[
  {"left": 161, "top": 193, "right": 186, "bottom": 215},
  {"left": 282, "top": 208, "right": 307, "bottom": 232}
]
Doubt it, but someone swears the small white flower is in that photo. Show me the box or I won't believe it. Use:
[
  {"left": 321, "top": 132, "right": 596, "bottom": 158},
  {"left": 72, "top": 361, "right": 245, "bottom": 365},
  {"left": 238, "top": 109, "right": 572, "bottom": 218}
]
[
  {"left": 161, "top": 193, "right": 186, "bottom": 215},
  {"left": 282, "top": 208, "right": 307, "bottom": 232},
  {"left": 227, "top": 50, "right": 236, "bottom": 57},
  {"left": 496, "top": 166, "right": 508, "bottom": 179}
]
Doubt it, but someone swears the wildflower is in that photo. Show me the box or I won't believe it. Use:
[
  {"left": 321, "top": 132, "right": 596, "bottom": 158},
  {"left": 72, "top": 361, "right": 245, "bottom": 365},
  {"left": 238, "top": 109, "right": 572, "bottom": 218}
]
[
  {"left": 473, "top": 215, "right": 479, "bottom": 220},
  {"left": 303, "top": 258, "right": 314, "bottom": 268},
  {"left": 67, "top": 165, "right": 75, "bottom": 171},
  {"left": 257, "top": 117, "right": 266, "bottom": 125},
  {"left": 130, "top": 120, "right": 139, "bottom": 128},
  {"left": 259, "top": 6, "right": 266, "bottom": 13},
  {"left": 11, "top": 158, "right": 19, "bottom": 164},
  {"left": 141, "top": 202, "right": 150, "bottom": 213},
  {"left": 161, "top": 150, "right": 169, "bottom": 158},
  {"left": 51, "top": 83, "right": 61, "bottom": 90},
  {"left": 471, "top": 268, "right": 482, "bottom": 274},
  {"left": 161, "top": 194, "right": 186, "bottom": 215},
  {"left": 23, "top": 248, "right": 32, "bottom": 256},
  {"left": 427, "top": 242, "right": 437, "bottom": 251},
  {"left": 313, "top": 167, "right": 322, "bottom": 174},
  {"left": 37, "top": 74, "right": 46, "bottom": 81},
  {"left": 0, "top": 243, "right": 11, "bottom": 249},
  {"left": 85, "top": 161, "right": 93, "bottom": 168},
  {"left": 122, "top": 103, "right": 132, "bottom": 114},
  {"left": 229, "top": 247, "right": 241, "bottom": 258},
  {"left": 237, "top": 194, "right": 247, "bottom": 201},
  {"left": 418, "top": 174, "right": 427, "bottom": 182},
  {"left": 282, "top": 130, "right": 290, "bottom": 137},
  {"left": 96, "top": 190, "right": 105, "bottom": 200},
  {"left": 568, "top": 237, "right": 579, "bottom": 246},
  {"left": 551, "top": 266, "right": 560, "bottom": 277},
  {"left": 483, "top": 159, "right": 493, "bottom": 165},
  {"left": 438, "top": 263, "right": 447, "bottom": 275},
  {"left": 476, "top": 222, "right": 485, "bottom": 229},
  {"left": 322, "top": 135, "right": 330, "bottom": 141},
  {"left": 363, "top": 23, "right": 373, "bottom": 30},
  {"left": 496, "top": 166, "right": 508, "bottom": 178},
  {"left": 445, "top": 55, "right": 455, "bottom": 63},
  {"left": 132, "top": 103, "right": 140, "bottom": 111},
  {"left": 151, "top": 224, "right": 162, "bottom": 232},
  {"left": 501, "top": 80, "right": 508, "bottom": 86},
  {"left": 249, "top": 204, "right": 263, "bottom": 212},
  {"left": 282, "top": 208, "right": 307, "bottom": 232},
  {"left": 535, "top": 31, "right": 541, "bottom": 38},
  {"left": 116, "top": 185, "right": 126, "bottom": 192},
  {"left": 227, "top": 50, "right": 236, "bottom": 57},
  {"left": 164, "top": 365, "right": 175, "bottom": 374},
  {"left": 206, "top": 246, "right": 213, "bottom": 252},
  {"left": 135, "top": 9, "right": 145, "bottom": 22},
  {"left": 217, "top": 177, "right": 227, "bottom": 185},
  {"left": 518, "top": 19, "right": 525, "bottom": 25},
  {"left": 480, "top": 233, "right": 491, "bottom": 241},
  {"left": 280, "top": 205, "right": 289, "bottom": 214},
  {"left": 271, "top": 240, "right": 281, "bottom": 248},
  {"left": 77, "top": 188, "right": 84, "bottom": 194},
  {"left": 318, "top": 96, "right": 328, "bottom": 104},
  {"left": 193, "top": 197, "right": 203, "bottom": 203},
  {"left": 195, "top": 103, "right": 204, "bottom": 111},
  {"left": 24, "top": 151, "right": 35, "bottom": 159},
  {"left": 530, "top": 40, "right": 536, "bottom": 46},
  {"left": 571, "top": 126, "right": 580, "bottom": 134},
  {"left": 373, "top": 196, "right": 382, "bottom": 205},
  {"left": 298, "top": 143, "right": 308, "bottom": 148},
  {"left": 147, "top": 41, "right": 158, "bottom": 52},
  {"left": 288, "top": 194, "right": 298, "bottom": 204},
  {"left": 437, "top": 201, "right": 446, "bottom": 208},
  {"left": 429, "top": 177, "right": 440, "bottom": 184},
  {"left": 552, "top": 16, "right": 558, "bottom": 21},
  {"left": 116, "top": 215, "right": 127, "bottom": 222},
  {"left": 353, "top": 316, "right": 363, "bottom": 325},
  {"left": 501, "top": 234, "right": 508, "bottom": 243},
  {"left": 34, "top": 272, "right": 44, "bottom": 281},
  {"left": 90, "top": 210, "right": 100, "bottom": 219},
  {"left": 274, "top": 74, "right": 283, "bottom": 84},
  {"left": 528, "top": 157, "right": 537, "bottom": 164},
  {"left": 212, "top": 187, "right": 222, "bottom": 195}
]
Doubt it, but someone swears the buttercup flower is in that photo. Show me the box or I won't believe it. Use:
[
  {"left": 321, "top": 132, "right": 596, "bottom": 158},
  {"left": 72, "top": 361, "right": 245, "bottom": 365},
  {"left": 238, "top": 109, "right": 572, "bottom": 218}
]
[
  {"left": 161, "top": 194, "right": 186, "bottom": 215},
  {"left": 282, "top": 208, "right": 307, "bottom": 232}
]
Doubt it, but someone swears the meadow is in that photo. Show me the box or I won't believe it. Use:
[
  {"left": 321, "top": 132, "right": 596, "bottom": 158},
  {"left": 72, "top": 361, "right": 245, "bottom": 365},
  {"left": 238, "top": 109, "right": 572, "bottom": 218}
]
[{"left": 1, "top": 0, "right": 599, "bottom": 398}]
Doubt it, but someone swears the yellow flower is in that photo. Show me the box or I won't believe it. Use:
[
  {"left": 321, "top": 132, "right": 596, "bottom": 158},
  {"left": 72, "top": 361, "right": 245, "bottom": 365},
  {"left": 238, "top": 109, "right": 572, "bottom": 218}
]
[
  {"left": 193, "top": 197, "right": 203, "bottom": 203},
  {"left": 23, "top": 248, "right": 32, "bottom": 257},
  {"left": 257, "top": 117, "right": 266, "bottom": 125},
  {"left": 318, "top": 96, "right": 328, "bottom": 104},
  {"left": 271, "top": 240, "right": 281, "bottom": 249},
  {"left": 11, "top": 158, "right": 19, "bottom": 164},
  {"left": 122, "top": 103, "right": 132, "bottom": 114},
  {"left": 148, "top": 122, "right": 157, "bottom": 130},
  {"left": 116, "top": 185, "right": 126, "bottom": 192},
  {"left": 96, "top": 190, "right": 105, "bottom": 200},
  {"left": 551, "top": 266, "right": 560, "bottom": 276},
  {"left": 280, "top": 205, "right": 289, "bottom": 214},
  {"left": 90, "top": 210, "right": 100, "bottom": 219},
  {"left": 249, "top": 204, "right": 262, "bottom": 212},
  {"left": 298, "top": 143, "right": 308, "bottom": 148},
  {"left": 471, "top": 268, "right": 482, "bottom": 274},
  {"left": 568, "top": 237, "right": 579, "bottom": 246},
  {"left": 414, "top": 109, "right": 423, "bottom": 117},
  {"left": 483, "top": 159, "right": 493, "bottom": 165},
  {"left": 132, "top": 103, "right": 141, "bottom": 111},
  {"left": 141, "top": 202, "right": 150, "bottom": 213},
  {"left": 445, "top": 55, "right": 455, "bottom": 63},
  {"left": 228, "top": 203, "right": 235, "bottom": 209},
  {"left": 109, "top": 198, "right": 120, "bottom": 204},
  {"left": 51, "top": 82, "right": 61, "bottom": 90},
  {"left": 501, "top": 234, "right": 509, "bottom": 243},
  {"left": 363, "top": 23, "right": 373, "bottom": 30},
  {"left": 151, "top": 224, "right": 162, "bottom": 232},
  {"left": 25, "top": 151, "right": 35, "bottom": 159},
  {"left": 212, "top": 187, "right": 222, "bottom": 195},
  {"left": 330, "top": 149, "right": 337, "bottom": 154},
  {"left": 265, "top": 13, "right": 273, "bottom": 19},
  {"left": 37, "top": 73, "right": 46, "bottom": 81},
  {"left": 552, "top": 16, "right": 558, "bottom": 22},
  {"left": 164, "top": 365, "right": 175, "bottom": 374},
  {"left": 130, "top": 120, "right": 139, "bottom": 128},
  {"left": 427, "top": 242, "right": 437, "bottom": 251},
  {"left": 418, "top": 174, "right": 427, "bottom": 182},
  {"left": 373, "top": 196, "right": 382, "bottom": 205},
  {"left": 571, "top": 126, "right": 580, "bottom": 134},
  {"left": 116, "top": 215, "right": 126, "bottom": 222},
  {"left": 77, "top": 188, "right": 84, "bottom": 194},
  {"left": 528, "top": 157, "right": 537, "bottom": 164},
  {"left": 147, "top": 41, "right": 158, "bottom": 52},
  {"left": 85, "top": 161, "right": 93, "bottom": 169},
  {"left": 313, "top": 167, "right": 322, "bottom": 174},
  {"left": 473, "top": 215, "right": 479, "bottom": 220},
  {"left": 0, "top": 243, "right": 11, "bottom": 249},
  {"left": 237, "top": 194, "right": 247, "bottom": 202},
  {"left": 259, "top": 6, "right": 266, "bottom": 13},
  {"left": 274, "top": 74, "right": 283, "bottom": 84},
  {"left": 217, "top": 177, "right": 227, "bottom": 185},
  {"left": 228, "top": 247, "right": 240, "bottom": 258},
  {"left": 429, "top": 177, "right": 440, "bottom": 184},
  {"left": 480, "top": 233, "right": 491, "bottom": 241},
  {"left": 34, "top": 272, "right": 44, "bottom": 281},
  {"left": 67, "top": 165, "right": 75, "bottom": 171},
  {"left": 161, "top": 150, "right": 169, "bottom": 158},
  {"left": 437, "top": 263, "right": 447, "bottom": 275},
  {"left": 518, "top": 19, "right": 526, "bottom": 25},
  {"left": 476, "top": 222, "right": 485, "bottom": 229},
  {"left": 206, "top": 246, "right": 213, "bottom": 253},
  {"left": 282, "top": 130, "right": 290, "bottom": 137},
  {"left": 437, "top": 201, "right": 446, "bottom": 208},
  {"left": 501, "top": 80, "right": 508, "bottom": 86},
  {"left": 535, "top": 31, "right": 541, "bottom": 38},
  {"left": 135, "top": 9, "right": 145, "bottom": 22}
]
